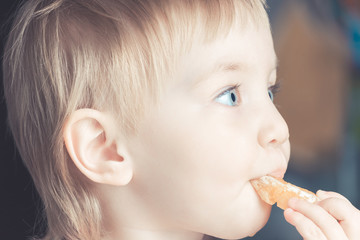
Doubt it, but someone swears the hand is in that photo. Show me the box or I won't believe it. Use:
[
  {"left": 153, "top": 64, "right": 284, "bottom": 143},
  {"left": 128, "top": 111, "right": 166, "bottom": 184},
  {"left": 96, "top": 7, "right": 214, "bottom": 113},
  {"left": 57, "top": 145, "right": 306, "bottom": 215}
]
[{"left": 284, "top": 190, "right": 360, "bottom": 240}]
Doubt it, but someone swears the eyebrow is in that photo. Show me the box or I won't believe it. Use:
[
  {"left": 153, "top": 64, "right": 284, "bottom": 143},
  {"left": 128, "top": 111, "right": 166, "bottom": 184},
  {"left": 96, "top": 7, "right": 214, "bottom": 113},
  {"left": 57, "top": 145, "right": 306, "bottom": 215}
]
[
  {"left": 215, "top": 56, "right": 279, "bottom": 73},
  {"left": 212, "top": 61, "right": 249, "bottom": 74},
  {"left": 192, "top": 61, "right": 248, "bottom": 87},
  {"left": 193, "top": 58, "right": 278, "bottom": 87}
]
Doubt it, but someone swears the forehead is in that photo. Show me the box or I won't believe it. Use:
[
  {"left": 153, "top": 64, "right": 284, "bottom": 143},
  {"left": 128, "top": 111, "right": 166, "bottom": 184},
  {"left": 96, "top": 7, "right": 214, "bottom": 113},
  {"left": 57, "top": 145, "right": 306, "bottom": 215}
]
[{"left": 178, "top": 24, "right": 277, "bottom": 86}]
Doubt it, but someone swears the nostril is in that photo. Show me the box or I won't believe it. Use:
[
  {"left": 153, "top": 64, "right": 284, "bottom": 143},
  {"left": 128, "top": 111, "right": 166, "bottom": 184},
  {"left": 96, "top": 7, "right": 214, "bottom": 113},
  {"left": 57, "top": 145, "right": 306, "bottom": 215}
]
[
  {"left": 267, "top": 138, "right": 279, "bottom": 147},
  {"left": 269, "top": 139, "right": 277, "bottom": 145}
]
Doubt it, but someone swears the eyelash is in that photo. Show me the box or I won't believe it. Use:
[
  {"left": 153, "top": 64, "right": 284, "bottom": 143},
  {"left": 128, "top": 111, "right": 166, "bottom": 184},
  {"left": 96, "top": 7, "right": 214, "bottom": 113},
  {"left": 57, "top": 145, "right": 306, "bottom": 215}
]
[
  {"left": 269, "top": 82, "right": 281, "bottom": 98},
  {"left": 216, "top": 84, "right": 241, "bottom": 105},
  {"left": 215, "top": 82, "right": 281, "bottom": 106},
  {"left": 224, "top": 84, "right": 241, "bottom": 95}
]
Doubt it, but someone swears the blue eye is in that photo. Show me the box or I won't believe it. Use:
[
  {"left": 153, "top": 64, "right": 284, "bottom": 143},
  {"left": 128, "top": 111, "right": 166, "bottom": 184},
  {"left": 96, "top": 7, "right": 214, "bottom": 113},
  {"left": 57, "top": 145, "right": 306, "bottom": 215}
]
[
  {"left": 268, "top": 89, "right": 274, "bottom": 102},
  {"left": 215, "top": 87, "right": 239, "bottom": 106},
  {"left": 268, "top": 83, "right": 280, "bottom": 102}
]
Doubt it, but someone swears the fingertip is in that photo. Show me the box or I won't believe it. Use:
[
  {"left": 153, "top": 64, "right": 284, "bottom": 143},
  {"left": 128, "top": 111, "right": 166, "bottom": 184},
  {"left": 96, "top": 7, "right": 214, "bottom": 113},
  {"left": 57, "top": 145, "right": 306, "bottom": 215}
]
[
  {"left": 284, "top": 208, "right": 294, "bottom": 216},
  {"left": 316, "top": 190, "right": 348, "bottom": 201},
  {"left": 287, "top": 197, "right": 299, "bottom": 208},
  {"left": 316, "top": 189, "right": 327, "bottom": 199},
  {"left": 284, "top": 208, "right": 301, "bottom": 226},
  {"left": 316, "top": 189, "right": 324, "bottom": 194},
  {"left": 284, "top": 208, "right": 294, "bottom": 222}
]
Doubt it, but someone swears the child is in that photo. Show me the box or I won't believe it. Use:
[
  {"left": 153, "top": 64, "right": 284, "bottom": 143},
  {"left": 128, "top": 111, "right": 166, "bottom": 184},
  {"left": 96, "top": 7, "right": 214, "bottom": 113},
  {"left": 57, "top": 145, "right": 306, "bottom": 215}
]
[{"left": 3, "top": 0, "right": 360, "bottom": 239}]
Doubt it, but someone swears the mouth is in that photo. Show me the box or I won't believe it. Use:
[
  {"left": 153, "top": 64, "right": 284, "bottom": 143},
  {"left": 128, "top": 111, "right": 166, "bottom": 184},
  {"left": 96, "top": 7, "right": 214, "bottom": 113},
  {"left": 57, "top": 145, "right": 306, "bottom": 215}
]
[
  {"left": 268, "top": 150, "right": 288, "bottom": 179},
  {"left": 250, "top": 169, "right": 287, "bottom": 184},
  {"left": 268, "top": 167, "right": 287, "bottom": 179},
  {"left": 250, "top": 149, "right": 289, "bottom": 183}
]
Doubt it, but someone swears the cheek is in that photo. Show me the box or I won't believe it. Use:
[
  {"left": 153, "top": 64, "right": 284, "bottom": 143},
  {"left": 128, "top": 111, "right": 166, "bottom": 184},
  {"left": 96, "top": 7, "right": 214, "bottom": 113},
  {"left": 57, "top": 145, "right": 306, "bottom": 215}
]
[
  {"left": 129, "top": 107, "right": 267, "bottom": 235},
  {"left": 171, "top": 118, "right": 254, "bottom": 180},
  {"left": 137, "top": 108, "right": 258, "bottom": 196}
]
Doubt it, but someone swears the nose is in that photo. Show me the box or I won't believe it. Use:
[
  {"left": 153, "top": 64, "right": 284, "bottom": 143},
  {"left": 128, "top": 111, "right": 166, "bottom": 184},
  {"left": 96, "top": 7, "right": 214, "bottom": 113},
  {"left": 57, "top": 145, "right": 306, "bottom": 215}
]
[{"left": 258, "top": 102, "right": 289, "bottom": 148}]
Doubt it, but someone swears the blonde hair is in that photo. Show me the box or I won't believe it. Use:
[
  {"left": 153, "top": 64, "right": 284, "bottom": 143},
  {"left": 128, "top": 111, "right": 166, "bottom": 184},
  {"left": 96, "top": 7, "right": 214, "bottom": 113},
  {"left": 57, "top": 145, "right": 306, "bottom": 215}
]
[{"left": 3, "top": 0, "right": 268, "bottom": 239}]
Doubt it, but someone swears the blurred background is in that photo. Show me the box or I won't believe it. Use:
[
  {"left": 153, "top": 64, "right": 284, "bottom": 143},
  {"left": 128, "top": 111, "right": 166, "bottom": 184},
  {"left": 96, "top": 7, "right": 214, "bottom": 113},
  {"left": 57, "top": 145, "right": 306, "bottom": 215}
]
[
  {"left": 0, "top": 1, "right": 45, "bottom": 239},
  {"left": 1, "top": 0, "right": 359, "bottom": 239}
]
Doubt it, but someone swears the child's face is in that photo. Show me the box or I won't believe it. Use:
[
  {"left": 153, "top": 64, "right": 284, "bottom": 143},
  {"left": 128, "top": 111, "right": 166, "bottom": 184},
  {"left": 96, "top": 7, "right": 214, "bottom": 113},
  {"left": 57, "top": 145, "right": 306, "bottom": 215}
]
[{"left": 126, "top": 22, "right": 290, "bottom": 239}]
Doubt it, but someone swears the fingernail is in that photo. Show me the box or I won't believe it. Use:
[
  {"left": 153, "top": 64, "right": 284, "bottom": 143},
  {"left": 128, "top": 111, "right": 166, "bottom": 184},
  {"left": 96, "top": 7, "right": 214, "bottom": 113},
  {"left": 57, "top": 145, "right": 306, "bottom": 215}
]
[
  {"left": 284, "top": 208, "right": 294, "bottom": 214},
  {"left": 316, "top": 189, "right": 326, "bottom": 197}
]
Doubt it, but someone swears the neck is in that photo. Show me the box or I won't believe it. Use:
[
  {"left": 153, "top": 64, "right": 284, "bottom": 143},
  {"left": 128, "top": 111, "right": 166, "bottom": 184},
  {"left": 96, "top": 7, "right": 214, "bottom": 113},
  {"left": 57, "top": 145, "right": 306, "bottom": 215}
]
[{"left": 97, "top": 185, "right": 208, "bottom": 240}]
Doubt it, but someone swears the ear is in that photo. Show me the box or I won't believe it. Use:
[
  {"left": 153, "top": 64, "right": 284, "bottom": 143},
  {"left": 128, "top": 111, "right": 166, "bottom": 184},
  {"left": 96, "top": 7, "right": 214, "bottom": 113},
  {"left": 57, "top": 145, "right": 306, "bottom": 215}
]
[{"left": 63, "top": 108, "right": 133, "bottom": 186}]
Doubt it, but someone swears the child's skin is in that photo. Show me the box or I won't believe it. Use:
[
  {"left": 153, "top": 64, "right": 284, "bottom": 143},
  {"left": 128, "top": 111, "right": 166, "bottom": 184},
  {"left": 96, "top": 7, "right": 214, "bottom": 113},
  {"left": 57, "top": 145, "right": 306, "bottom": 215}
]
[
  {"left": 285, "top": 191, "right": 360, "bottom": 240},
  {"left": 63, "top": 11, "right": 360, "bottom": 240},
  {"left": 65, "top": 20, "right": 288, "bottom": 239}
]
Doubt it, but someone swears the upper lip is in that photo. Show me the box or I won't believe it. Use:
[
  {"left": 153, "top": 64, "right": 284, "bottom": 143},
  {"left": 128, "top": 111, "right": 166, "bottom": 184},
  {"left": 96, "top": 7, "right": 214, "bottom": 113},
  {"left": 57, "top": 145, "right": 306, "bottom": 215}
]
[
  {"left": 268, "top": 167, "right": 287, "bottom": 179},
  {"left": 251, "top": 165, "right": 287, "bottom": 181},
  {"left": 268, "top": 154, "right": 288, "bottom": 179},
  {"left": 251, "top": 149, "right": 289, "bottom": 180},
  {"left": 269, "top": 149, "right": 288, "bottom": 179}
]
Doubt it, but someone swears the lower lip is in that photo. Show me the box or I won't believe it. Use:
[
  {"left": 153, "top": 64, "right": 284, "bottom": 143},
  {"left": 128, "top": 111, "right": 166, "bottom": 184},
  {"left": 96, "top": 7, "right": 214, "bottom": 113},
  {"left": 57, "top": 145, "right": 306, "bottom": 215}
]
[{"left": 269, "top": 168, "right": 286, "bottom": 178}]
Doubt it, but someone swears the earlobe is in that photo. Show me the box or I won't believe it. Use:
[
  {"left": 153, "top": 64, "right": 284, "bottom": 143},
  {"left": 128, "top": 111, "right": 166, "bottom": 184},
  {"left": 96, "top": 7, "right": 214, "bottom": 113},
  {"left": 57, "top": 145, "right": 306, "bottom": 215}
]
[{"left": 63, "top": 108, "right": 133, "bottom": 186}]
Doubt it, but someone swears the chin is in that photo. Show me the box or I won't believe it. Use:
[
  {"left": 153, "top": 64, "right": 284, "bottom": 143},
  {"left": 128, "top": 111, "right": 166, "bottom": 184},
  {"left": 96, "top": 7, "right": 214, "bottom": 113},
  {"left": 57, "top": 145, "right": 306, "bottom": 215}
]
[
  {"left": 210, "top": 201, "right": 272, "bottom": 240},
  {"left": 246, "top": 199, "right": 272, "bottom": 237},
  {"left": 246, "top": 206, "right": 271, "bottom": 238},
  {"left": 243, "top": 205, "right": 272, "bottom": 239},
  {"left": 236, "top": 186, "right": 273, "bottom": 238}
]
